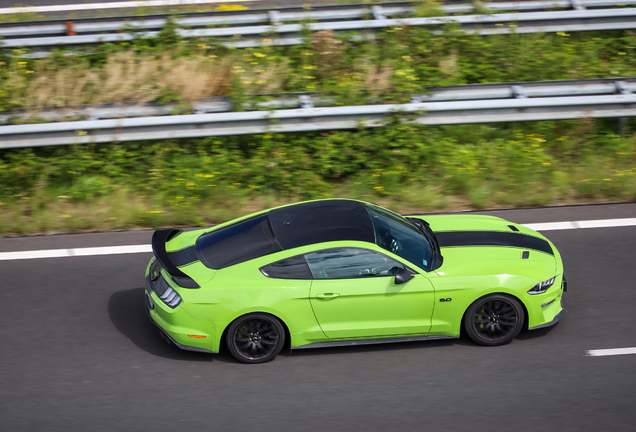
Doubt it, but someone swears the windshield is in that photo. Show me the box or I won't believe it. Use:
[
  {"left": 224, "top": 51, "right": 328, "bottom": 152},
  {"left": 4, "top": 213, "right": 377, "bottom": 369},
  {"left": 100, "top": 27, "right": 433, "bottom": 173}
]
[{"left": 365, "top": 204, "right": 434, "bottom": 272}]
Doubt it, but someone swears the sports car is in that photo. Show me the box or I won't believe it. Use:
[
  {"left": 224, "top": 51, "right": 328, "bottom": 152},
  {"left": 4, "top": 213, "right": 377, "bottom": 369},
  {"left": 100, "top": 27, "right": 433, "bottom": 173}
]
[{"left": 144, "top": 199, "right": 567, "bottom": 363}]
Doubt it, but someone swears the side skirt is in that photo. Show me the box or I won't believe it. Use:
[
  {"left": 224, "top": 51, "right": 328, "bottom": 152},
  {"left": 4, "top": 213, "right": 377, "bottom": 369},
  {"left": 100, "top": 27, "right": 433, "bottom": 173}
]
[{"left": 292, "top": 335, "right": 457, "bottom": 351}]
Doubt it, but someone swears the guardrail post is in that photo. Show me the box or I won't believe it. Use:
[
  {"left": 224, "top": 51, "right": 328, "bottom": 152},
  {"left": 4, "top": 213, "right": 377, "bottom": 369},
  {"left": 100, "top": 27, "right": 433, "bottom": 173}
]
[
  {"left": 616, "top": 81, "right": 631, "bottom": 135},
  {"left": 511, "top": 85, "right": 527, "bottom": 99},
  {"left": 299, "top": 95, "right": 314, "bottom": 109},
  {"left": 569, "top": 0, "right": 586, "bottom": 10},
  {"left": 268, "top": 11, "right": 281, "bottom": 25},
  {"left": 372, "top": 6, "right": 387, "bottom": 21},
  {"left": 65, "top": 22, "right": 77, "bottom": 36}
]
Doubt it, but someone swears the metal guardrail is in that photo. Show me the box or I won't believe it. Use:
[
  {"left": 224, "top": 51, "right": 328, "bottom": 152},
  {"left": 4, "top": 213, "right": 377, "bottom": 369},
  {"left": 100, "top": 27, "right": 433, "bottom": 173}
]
[
  {"left": 2, "top": 1, "right": 634, "bottom": 38},
  {"left": 2, "top": 1, "right": 636, "bottom": 57},
  {"left": 2, "top": 78, "right": 634, "bottom": 125},
  {"left": 0, "top": 94, "right": 337, "bottom": 124},
  {"left": 0, "top": 78, "right": 634, "bottom": 149}
]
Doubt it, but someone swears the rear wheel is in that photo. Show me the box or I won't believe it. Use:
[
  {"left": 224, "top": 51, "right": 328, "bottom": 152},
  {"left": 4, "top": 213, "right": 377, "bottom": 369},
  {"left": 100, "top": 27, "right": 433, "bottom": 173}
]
[
  {"left": 464, "top": 295, "right": 524, "bottom": 346},
  {"left": 226, "top": 314, "right": 285, "bottom": 364}
]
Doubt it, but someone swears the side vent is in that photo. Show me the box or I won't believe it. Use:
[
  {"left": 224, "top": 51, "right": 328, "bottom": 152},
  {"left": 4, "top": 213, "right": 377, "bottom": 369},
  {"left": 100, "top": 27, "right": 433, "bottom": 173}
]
[
  {"left": 508, "top": 225, "right": 519, "bottom": 232},
  {"left": 522, "top": 251, "right": 530, "bottom": 259}
]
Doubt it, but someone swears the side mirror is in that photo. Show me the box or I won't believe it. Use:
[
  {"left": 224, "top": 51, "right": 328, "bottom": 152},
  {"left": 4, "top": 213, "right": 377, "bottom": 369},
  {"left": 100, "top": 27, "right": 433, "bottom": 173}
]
[{"left": 394, "top": 267, "right": 414, "bottom": 284}]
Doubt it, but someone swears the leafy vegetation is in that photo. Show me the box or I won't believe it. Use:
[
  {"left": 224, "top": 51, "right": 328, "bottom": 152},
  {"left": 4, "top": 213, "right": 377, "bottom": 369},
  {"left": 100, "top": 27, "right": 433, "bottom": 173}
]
[{"left": 1, "top": 119, "right": 634, "bottom": 235}]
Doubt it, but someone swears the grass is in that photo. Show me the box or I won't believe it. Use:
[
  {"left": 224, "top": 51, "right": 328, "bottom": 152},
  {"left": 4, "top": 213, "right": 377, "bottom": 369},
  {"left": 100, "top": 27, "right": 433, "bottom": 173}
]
[
  {"left": 1, "top": 120, "right": 635, "bottom": 237},
  {"left": 20, "top": 51, "right": 234, "bottom": 108},
  {"left": 1, "top": 171, "right": 633, "bottom": 237}
]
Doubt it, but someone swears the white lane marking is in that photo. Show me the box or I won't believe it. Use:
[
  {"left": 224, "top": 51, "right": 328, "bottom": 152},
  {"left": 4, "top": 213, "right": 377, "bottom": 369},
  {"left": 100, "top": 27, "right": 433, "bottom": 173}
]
[
  {"left": 0, "top": 0, "right": 260, "bottom": 14},
  {"left": 576, "top": 217, "right": 636, "bottom": 229},
  {"left": 0, "top": 244, "right": 151, "bottom": 261},
  {"left": 0, "top": 248, "right": 72, "bottom": 260},
  {"left": 524, "top": 217, "right": 636, "bottom": 231},
  {"left": 586, "top": 347, "right": 636, "bottom": 357},
  {"left": 523, "top": 221, "right": 577, "bottom": 231},
  {"left": 0, "top": 217, "right": 635, "bottom": 261},
  {"left": 71, "top": 244, "right": 152, "bottom": 256}
]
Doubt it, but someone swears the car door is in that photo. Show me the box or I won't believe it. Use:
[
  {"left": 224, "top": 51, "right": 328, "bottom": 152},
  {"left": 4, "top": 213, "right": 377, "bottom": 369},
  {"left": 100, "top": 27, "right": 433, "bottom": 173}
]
[{"left": 307, "top": 248, "right": 435, "bottom": 339}]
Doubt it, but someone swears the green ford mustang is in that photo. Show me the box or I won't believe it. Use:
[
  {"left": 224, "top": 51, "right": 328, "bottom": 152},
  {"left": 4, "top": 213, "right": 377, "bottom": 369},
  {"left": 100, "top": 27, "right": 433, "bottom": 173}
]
[{"left": 144, "top": 199, "right": 566, "bottom": 363}]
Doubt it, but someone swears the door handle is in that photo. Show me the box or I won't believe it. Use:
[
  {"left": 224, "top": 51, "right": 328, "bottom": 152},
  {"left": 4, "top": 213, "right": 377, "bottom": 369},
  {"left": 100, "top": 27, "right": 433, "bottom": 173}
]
[{"left": 316, "top": 293, "right": 340, "bottom": 299}]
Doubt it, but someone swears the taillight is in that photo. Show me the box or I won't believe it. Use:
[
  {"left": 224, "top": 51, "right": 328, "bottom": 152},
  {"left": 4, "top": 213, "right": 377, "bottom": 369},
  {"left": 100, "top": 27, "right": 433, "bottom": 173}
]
[{"left": 152, "top": 273, "right": 182, "bottom": 308}]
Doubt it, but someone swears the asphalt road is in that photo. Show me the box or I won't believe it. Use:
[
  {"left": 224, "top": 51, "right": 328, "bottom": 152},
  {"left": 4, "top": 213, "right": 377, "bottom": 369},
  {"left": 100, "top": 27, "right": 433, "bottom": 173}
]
[
  {"left": 1, "top": 2, "right": 633, "bottom": 428},
  {"left": 1, "top": 203, "right": 635, "bottom": 431},
  {"left": 0, "top": 0, "right": 318, "bottom": 13},
  {"left": 0, "top": 0, "right": 375, "bottom": 25},
  {"left": 0, "top": 0, "right": 272, "bottom": 7}
]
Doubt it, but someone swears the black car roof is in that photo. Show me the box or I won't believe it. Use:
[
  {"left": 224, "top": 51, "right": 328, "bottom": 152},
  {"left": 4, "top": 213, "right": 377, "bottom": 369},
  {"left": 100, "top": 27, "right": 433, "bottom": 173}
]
[
  {"left": 269, "top": 200, "right": 375, "bottom": 250},
  {"left": 195, "top": 200, "right": 376, "bottom": 270}
]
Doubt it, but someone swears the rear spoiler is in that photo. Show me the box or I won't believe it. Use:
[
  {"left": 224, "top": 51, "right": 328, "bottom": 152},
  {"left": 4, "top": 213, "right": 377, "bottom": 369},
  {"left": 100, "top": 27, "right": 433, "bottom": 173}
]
[{"left": 151, "top": 228, "right": 200, "bottom": 288}]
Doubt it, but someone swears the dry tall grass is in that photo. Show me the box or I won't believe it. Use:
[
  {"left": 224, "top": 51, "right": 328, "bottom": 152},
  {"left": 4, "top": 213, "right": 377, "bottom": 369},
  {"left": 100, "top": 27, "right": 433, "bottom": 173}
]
[
  {"left": 439, "top": 49, "right": 459, "bottom": 78},
  {"left": 363, "top": 61, "right": 394, "bottom": 98},
  {"left": 20, "top": 51, "right": 235, "bottom": 108},
  {"left": 12, "top": 49, "right": 299, "bottom": 109}
]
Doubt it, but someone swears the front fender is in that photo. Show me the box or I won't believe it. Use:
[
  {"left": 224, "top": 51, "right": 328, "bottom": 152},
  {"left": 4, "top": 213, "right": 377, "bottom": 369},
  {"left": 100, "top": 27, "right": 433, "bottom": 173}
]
[{"left": 428, "top": 273, "right": 544, "bottom": 337}]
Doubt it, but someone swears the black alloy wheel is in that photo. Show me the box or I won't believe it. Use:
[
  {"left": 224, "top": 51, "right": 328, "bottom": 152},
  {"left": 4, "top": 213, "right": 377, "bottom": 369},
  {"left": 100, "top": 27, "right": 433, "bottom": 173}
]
[
  {"left": 226, "top": 314, "right": 285, "bottom": 364},
  {"left": 464, "top": 294, "right": 524, "bottom": 346}
]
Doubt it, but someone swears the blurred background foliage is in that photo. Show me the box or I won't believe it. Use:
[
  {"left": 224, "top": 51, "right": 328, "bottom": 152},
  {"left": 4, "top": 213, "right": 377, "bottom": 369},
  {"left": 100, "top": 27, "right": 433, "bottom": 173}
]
[
  {"left": 0, "top": 13, "right": 635, "bottom": 234},
  {"left": 1, "top": 119, "right": 634, "bottom": 234}
]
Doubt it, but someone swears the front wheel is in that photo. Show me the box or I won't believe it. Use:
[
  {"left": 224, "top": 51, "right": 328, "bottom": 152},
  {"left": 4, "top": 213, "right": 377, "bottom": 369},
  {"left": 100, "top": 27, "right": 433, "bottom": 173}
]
[
  {"left": 226, "top": 314, "right": 285, "bottom": 364},
  {"left": 464, "top": 295, "right": 524, "bottom": 346}
]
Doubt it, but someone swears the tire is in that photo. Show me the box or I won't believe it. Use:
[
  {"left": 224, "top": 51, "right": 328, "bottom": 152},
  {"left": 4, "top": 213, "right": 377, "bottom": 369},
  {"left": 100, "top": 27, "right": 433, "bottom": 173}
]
[
  {"left": 464, "top": 294, "right": 524, "bottom": 346},
  {"left": 226, "top": 313, "right": 285, "bottom": 364}
]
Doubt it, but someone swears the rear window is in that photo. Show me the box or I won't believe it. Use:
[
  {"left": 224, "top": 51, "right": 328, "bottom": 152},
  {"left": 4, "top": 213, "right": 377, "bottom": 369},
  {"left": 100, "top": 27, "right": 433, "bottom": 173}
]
[
  {"left": 260, "top": 255, "right": 312, "bottom": 280},
  {"left": 196, "top": 214, "right": 282, "bottom": 269}
]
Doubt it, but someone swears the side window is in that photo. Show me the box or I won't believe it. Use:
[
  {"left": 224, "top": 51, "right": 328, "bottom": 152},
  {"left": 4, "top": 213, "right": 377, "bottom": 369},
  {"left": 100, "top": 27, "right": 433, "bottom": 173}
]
[
  {"left": 304, "top": 248, "right": 404, "bottom": 280},
  {"left": 260, "top": 255, "right": 312, "bottom": 280}
]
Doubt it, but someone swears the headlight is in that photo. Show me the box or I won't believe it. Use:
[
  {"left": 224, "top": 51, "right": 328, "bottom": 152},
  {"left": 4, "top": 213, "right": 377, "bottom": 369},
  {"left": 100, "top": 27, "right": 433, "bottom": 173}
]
[{"left": 528, "top": 277, "right": 556, "bottom": 295}]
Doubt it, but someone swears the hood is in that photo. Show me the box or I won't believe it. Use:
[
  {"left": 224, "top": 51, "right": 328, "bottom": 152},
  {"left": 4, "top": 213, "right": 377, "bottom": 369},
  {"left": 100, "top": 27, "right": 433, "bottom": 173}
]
[
  {"left": 411, "top": 215, "right": 558, "bottom": 280},
  {"left": 415, "top": 215, "right": 552, "bottom": 248},
  {"left": 415, "top": 214, "right": 530, "bottom": 234}
]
